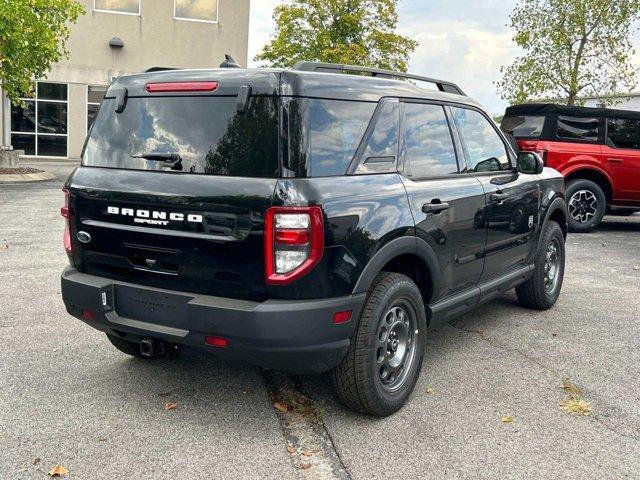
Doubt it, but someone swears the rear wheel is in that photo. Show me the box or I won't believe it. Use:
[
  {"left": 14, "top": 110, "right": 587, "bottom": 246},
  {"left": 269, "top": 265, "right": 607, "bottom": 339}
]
[
  {"left": 516, "top": 220, "right": 565, "bottom": 310},
  {"left": 332, "top": 272, "right": 427, "bottom": 416},
  {"left": 566, "top": 179, "right": 606, "bottom": 232}
]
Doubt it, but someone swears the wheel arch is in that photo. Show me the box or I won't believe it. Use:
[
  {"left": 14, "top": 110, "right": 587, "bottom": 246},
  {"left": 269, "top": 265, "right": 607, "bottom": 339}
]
[
  {"left": 352, "top": 236, "right": 441, "bottom": 304},
  {"left": 564, "top": 166, "right": 614, "bottom": 202},
  {"left": 542, "top": 197, "right": 568, "bottom": 239}
]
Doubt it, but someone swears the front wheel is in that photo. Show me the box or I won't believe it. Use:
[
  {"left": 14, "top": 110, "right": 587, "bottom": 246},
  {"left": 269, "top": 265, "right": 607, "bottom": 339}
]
[
  {"left": 332, "top": 272, "right": 427, "bottom": 416},
  {"left": 516, "top": 220, "right": 565, "bottom": 310},
  {"left": 566, "top": 179, "right": 606, "bottom": 232}
]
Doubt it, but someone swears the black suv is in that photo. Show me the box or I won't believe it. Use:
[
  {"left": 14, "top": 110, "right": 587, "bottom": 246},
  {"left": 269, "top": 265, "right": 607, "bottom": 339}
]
[{"left": 61, "top": 62, "right": 568, "bottom": 416}]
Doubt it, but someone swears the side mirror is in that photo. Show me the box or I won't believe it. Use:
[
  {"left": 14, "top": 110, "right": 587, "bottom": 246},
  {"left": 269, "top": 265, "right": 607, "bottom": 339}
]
[{"left": 517, "top": 152, "right": 544, "bottom": 175}]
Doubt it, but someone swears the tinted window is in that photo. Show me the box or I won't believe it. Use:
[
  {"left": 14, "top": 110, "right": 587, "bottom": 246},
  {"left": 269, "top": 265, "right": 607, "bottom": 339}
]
[
  {"left": 452, "top": 107, "right": 510, "bottom": 172},
  {"left": 355, "top": 100, "right": 399, "bottom": 174},
  {"left": 556, "top": 116, "right": 599, "bottom": 141},
  {"left": 83, "top": 96, "right": 279, "bottom": 177},
  {"left": 501, "top": 115, "right": 545, "bottom": 138},
  {"left": 607, "top": 118, "right": 640, "bottom": 150},
  {"left": 285, "top": 99, "right": 375, "bottom": 177},
  {"left": 403, "top": 103, "right": 458, "bottom": 177}
]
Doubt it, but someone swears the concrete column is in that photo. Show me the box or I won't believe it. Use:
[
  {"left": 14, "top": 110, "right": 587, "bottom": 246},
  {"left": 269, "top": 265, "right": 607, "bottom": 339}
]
[
  {"left": 68, "top": 83, "right": 87, "bottom": 159},
  {"left": 1, "top": 86, "right": 10, "bottom": 148}
]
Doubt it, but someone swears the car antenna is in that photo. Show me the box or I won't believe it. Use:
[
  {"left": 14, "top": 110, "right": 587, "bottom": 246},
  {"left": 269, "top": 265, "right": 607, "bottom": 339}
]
[{"left": 220, "top": 54, "right": 241, "bottom": 68}]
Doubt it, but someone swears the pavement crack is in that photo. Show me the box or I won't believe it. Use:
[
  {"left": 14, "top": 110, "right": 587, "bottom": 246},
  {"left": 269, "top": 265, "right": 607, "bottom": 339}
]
[
  {"left": 447, "top": 321, "right": 640, "bottom": 443},
  {"left": 261, "top": 368, "right": 351, "bottom": 480}
]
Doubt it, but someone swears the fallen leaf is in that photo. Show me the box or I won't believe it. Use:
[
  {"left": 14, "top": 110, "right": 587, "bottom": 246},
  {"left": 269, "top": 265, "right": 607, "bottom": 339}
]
[
  {"left": 33, "top": 457, "right": 41, "bottom": 465},
  {"left": 273, "top": 402, "right": 292, "bottom": 413},
  {"left": 561, "top": 378, "right": 583, "bottom": 399},
  {"left": 551, "top": 333, "right": 558, "bottom": 337},
  {"left": 501, "top": 415, "right": 514, "bottom": 424},
  {"left": 602, "top": 242, "right": 607, "bottom": 247},
  {"left": 48, "top": 465, "right": 69, "bottom": 477},
  {"left": 300, "top": 463, "right": 312, "bottom": 470},
  {"left": 560, "top": 398, "right": 592, "bottom": 416},
  {"left": 99, "top": 437, "right": 108, "bottom": 442},
  {"left": 301, "top": 449, "right": 314, "bottom": 457},
  {"left": 286, "top": 445, "right": 296, "bottom": 454},
  {"left": 1, "top": 240, "right": 8, "bottom": 250},
  {"left": 634, "top": 266, "right": 639, "bottom": 271},
  {"left": 425, "top": 388, "right": 434, "bottom": 394},
  {"left": 164, "top": 402, "right": 178, "bottom": 411}
]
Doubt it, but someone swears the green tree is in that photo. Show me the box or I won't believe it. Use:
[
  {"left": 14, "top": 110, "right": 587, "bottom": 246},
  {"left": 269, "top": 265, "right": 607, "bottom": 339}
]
[
  {"left": 255, "top": 0, "right": 417, "bottom": 72},
  {"left": 497, "top": 0, "right": 640, "bottom": 105},
  {"left": 0, "top": 0, "right": 85, "bottom": 104}
]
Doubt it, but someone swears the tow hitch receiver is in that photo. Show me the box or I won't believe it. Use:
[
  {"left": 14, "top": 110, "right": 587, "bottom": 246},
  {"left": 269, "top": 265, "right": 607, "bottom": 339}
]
[{"left": 140, "top": 338, "right": 157, "bottom": 358}]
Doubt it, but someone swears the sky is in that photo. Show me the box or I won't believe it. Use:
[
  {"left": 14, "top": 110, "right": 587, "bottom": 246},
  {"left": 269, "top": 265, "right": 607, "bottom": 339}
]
[{"left": 247, "top": 0, "right": 524, "bottom": 116}]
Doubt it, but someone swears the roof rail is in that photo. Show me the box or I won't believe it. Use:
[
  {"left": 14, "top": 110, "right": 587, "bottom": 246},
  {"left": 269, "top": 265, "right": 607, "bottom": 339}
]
[
  {"left": 292, "top": 61, "right": 466, "bottom": 96},
  {"left": 144, "top": 67, "right": 179, "bottom": 73}
]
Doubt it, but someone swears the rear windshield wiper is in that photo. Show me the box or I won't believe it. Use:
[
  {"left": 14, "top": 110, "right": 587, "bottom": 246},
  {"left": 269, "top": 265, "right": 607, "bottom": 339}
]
[{"left": 131, "top": 153, "right": 183, "bottom": 170}]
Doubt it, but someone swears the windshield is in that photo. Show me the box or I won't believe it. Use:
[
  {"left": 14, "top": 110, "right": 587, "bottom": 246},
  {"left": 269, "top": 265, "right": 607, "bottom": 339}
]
[{"left": 83, "top": 96, "right": 279, "bottom": 177}]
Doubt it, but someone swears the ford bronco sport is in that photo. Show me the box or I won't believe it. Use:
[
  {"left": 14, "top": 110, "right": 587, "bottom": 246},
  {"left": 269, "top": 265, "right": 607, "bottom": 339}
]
[
  {"left": 501, "top": 103, "right": 640, "bottom": 232},
  {"left": 61, "top": 62, "right": 568, "bottom": 416}
]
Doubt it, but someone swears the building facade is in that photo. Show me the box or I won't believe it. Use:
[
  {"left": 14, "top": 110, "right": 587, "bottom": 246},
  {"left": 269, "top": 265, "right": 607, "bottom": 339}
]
[{"left": 1, "top": 0, "right": 250, "bottom": 159}]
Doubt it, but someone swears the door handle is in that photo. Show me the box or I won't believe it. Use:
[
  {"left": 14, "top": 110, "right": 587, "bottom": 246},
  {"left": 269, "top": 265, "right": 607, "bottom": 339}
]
[
  {"left": 607, "top": 158, "right": 624, "bottom": 164},
  {"left": 422, "top": 201, "right": 450, "bottom": 214},
  {"left": 490, "top": 192, "right": 509, "bottom": 203}
]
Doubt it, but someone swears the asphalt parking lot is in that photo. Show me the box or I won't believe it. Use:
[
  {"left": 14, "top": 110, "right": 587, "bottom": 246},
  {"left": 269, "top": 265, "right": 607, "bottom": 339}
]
[{"left": 1, "top": 165, "right": 639, "bottom": 479}]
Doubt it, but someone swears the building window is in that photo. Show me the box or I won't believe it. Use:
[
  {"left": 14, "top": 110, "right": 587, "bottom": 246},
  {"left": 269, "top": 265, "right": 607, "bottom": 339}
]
[
  {"left": 10, "top": 82, "right": 68, "bottom": 157},
  {"left": 175, "top": 0, "right": 218, "bottom": 23},
  {"left": 87, "top": 86, "right": 108, "bottom": 133},
  {"left": 94, "top": 0, "right": 140, "bottom": 15}
]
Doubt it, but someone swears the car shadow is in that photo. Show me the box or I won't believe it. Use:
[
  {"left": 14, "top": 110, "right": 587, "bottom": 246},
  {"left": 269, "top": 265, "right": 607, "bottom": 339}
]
[{"left": 598, "top": 215, "right": 640, "bottom": 232}]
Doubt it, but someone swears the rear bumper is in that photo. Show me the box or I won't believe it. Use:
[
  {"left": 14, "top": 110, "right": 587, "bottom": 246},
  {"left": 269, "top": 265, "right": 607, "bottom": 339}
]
[{"left": 61, "top": 267, "right": 365, "bottom": 374}]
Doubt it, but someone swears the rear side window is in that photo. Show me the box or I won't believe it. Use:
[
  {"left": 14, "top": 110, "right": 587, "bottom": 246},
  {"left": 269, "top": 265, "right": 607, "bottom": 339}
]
[
  {"left": 402, "top": 103, "right": 458, "bottom": 177},
  {"left": 501, "top": 115, "right": 545, "bottom": 138},
  {"left": 285, "top": 99, "right": 376, "bottom": 177},
  {"left": 607, "top": 118, "right": 640, "bottom": 150},
  {"left": 355, "top": 100, "right": 400, "bottom": 174},
  {"left": 556, "top": 116, "right": 599, "bottom": 141},
  {"left": 452, "top": 107, "right": 510, "bottom": 172},
  {"left": 83, "top": 96, "right": 279, "bottom": 177}
]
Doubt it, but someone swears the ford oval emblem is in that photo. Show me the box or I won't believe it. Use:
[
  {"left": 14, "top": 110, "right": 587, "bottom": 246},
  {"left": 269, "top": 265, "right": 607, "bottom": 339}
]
[{"left": 77, "top": 231, "right": 92, "bottom": 244}]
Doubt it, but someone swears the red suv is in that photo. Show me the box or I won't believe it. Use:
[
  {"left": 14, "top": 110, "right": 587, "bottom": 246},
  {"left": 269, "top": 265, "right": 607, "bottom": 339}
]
[{"left": 501, "top": 104, "right": 640, "bottom": 232}]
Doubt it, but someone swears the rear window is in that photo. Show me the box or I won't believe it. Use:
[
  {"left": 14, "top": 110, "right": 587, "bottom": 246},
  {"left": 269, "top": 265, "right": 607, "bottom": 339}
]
[
  {"left": 285, "top": 99, "right": 376, "bottom": 177},
  {"left": 556, "top": 115, "right": 599, "bottom": 142},
  {"left": 500, "top": 115, "right": 545, "bottom": 138},
  {"left": 83, "top": 96, "right": 279, "bottom": 177}
]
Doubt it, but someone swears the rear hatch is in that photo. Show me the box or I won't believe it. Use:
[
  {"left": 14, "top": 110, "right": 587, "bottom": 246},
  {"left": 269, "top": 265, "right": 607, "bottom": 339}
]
[{"left": 67, "top": 70, "right": 281, "bottom": 301}]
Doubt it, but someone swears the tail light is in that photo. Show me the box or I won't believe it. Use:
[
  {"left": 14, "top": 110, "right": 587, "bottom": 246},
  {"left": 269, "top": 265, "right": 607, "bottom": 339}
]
[
  {"left": 61, "top": 188, "right": 72, "bottom": 255},
  {"left": 264, "top": 206, "right": 324, "bottom": 285}
]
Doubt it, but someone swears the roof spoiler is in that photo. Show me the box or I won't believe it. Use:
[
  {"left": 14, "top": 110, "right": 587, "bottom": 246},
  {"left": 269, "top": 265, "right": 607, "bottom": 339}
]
[{"left": 292, "top": 61, "right": 466, "bottom": 96}]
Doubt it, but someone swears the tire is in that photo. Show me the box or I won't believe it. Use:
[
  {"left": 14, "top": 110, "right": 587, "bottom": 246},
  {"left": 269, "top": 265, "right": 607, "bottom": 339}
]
[
  {"left": 332, "top": 272, "right": 427, "bottom": 416},
  {"left": 516, "top": 220, "right": 565, "bottom": 310},
  {"left": 566, "top": 179, "right": 606, "bottom": 232}
]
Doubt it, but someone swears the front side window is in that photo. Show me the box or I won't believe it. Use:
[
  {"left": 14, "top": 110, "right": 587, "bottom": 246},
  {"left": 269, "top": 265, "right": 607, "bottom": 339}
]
[
  {"left": 175, "top": 0, "right": 218, "bottom": 22},
  {"left": 501, "top": 115, "right": 546, "bottom": 138},
  {"left": 94, "top": 0, "right": 140, "bottom": 14},
  {"left": 402, "top": 103, "right": 459, "bottom": 178},
  {"left": 607, "top": 118, "right": 640, "bottom": 150},
  {"left": 10, "top": 82, "right": 68, "bottom": 157},
  {"left": 556, "top": 115, "right": 599, "bottom": 141},
  {"left": 452, "top": 107, "right": 510, "bottom": 173}
]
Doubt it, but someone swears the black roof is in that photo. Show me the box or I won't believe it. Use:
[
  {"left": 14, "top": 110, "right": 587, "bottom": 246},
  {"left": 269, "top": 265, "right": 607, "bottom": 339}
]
[
  {"left": 505, "top": 103, "right": 640, "bottom": 121},
  {"left": 106, "top": 68, "right": 481, "bottom": 108}
]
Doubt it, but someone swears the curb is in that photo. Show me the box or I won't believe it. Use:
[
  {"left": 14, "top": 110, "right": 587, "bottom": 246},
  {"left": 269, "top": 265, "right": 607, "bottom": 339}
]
[{"left": 0, "top": 171, "right": 57, "bottom": 183}]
